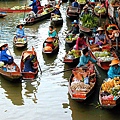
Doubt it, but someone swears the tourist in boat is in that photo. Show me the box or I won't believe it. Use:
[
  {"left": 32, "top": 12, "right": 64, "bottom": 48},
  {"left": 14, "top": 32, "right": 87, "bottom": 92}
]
[
  {"left": 69, "top": 20, "right": 79, "bottom": 35},
  {"left": 77, "top": 47, "right": 96, "bottom": 67},
  {"left": 48, "top": 26, "right": 57, "bottom": 38},
  {"left": 72, "top": 0, "right": 79, "bottom": 8},
  {"left": 73, "top": 33, "right": 87, "bottom": 50},
  {"left": 0, "top": 44, "right": 13, "bottom": 65},
  {"left": 23, "top": 47, "right": 36, "bottom": 72},
  {"left": 95, "top": 27, "right": 106, "bottom": 46},
  {"left": 16, "top": 23, "right": 26, "bottom": 41},
  {"left": 108, "top": 59, "right": 120, "bottom": 79},
  {"left": 29, "top": 0, "right": 38, "bottom": 14},
  {"left": 51, "top": 5, "right": 61, "bottom": 17}
]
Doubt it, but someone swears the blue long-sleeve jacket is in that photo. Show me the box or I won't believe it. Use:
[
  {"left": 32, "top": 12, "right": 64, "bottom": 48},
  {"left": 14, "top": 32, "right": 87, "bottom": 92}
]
[
  {"left": 24, "top": 55, "right": 35, "bottom": 72},
  {"left": 77, "top": 55, "right": 96, "bottom": 67},
  {"left": 29, "top": 0, "right": 38, "bottom": 14},
  {"left": 108, "top": 66, "right": 120, "bottom": 79},
  {"left": 0, "top": 48, "right": 12, "bottom": 63},
  {"left": 16, "top": 28, "right": 25, "bottom": 38}
]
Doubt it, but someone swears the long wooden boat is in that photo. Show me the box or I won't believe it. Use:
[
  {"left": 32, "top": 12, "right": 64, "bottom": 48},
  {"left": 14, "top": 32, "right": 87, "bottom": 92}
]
[
  {"left": 105, "top": 24, "right": 120, "bottom": 48},
  {"left": 24, "top": 7, "right": 55, "bottom": 25},
  {"left": 68, "top": 63, "right": 96, "bottom": 101},
  {"left": 50, "top": 16, "right": 63, "bottom": 26},
  {"left": 99, "top": 77, "right": 120, "bottom": 109},
  {"left": 87, "top": 37, "right": 118, "bottom": 70},
  {"left": 0, "top": 12, "right": 7, "bottom": 18},
  {"left": 0, "top": 7, "right": 43, "bottom": 13},
  {"left": 0, "top": 44, "right": 22, "bottom": 82},
  {"left": 42, "top": 37, "right": 59, "bottom": 54},
  {"left": 63, "top": 48, "right": 81, "bottom": 66},
  {"left": 13, "top": 36, "right": 28, "bottom": 48},
  {"left": 67, "top": 6, "right": 80, "bottom": 19},
  {"left": 20, "top": 48, "right": 39, "bottom": 80}
]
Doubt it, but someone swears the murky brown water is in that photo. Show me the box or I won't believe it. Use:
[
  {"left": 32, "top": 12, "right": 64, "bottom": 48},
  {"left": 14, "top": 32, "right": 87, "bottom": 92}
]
[{"left": 0, "top": 0, "right": 120, "bottom": 120}]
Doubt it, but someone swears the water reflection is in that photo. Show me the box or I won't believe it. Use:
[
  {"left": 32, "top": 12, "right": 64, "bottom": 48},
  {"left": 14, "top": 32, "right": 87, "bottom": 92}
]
[
  {"left": 23, "top": 80, "right": 40, "bottom": 103},
  {"left": 0, "top": 76, "right": 24, "bottom": 106}
]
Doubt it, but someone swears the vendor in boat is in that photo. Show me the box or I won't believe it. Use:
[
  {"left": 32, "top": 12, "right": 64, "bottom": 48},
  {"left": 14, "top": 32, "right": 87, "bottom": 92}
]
[
  {"left": 80, "top": 5, "right": 89, "bottom": 17},
  {"left": 23, "top": 47, "right": 36, "bottom": 72},
  {"left": 51, "top": 5, "right": 61, "bottom": 17},
  {"left": 72, "top": 0, "right": 79, "bottom": 8},
  {"left": 0, "top": 44, "right": 13, "bottom": 65},
  {"left": 48, "top": 25, "right": 57, "bottom": 38},
  {"left": 29, "top": 0, "right": 38, "bottom": 14},
  {"left": 95, "top": 27, "right": 106, "bottom": 46},
  {"left": 16, "top": 23, "right": 27, "bottom": 41},
  {"left": 69, "top": 20, "right": 79, "bottom": 35},
  {"left": 36, "top": 0, "right": 41, "bottom": 9},
  {"left": 77, "top": 47, "right": 97, "bottom": 67},
  {"left": 73, "top": 33, "right": 87, "bottom": 50},
  {"left": 108, "top": 59, "right": 120, "bottom": 79}
]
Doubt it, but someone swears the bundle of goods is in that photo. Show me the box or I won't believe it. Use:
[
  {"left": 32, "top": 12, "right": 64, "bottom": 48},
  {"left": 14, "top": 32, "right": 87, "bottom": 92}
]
[
  {"left": 93, "top": 50, "right": 114, "bottom": 62},
  {"left": 16, "top": 38, "right": 26, "bottom": 43},
  {"left": 100, "top": 77, "right": 120, "bottom": 103},
  {"left": 51, "top": 14, "right": 62, "bottom": 21},
  {"left": 66, "top": 34, "right": 79, "bottom": 41},
  {"left": 94, "top": 3, "right": 106, "bottom": 14},
  {"left": 11, "top": 6, "right": 31, "bottom": 10},
  {"left": 66, "top": 49, "right": 81, "bottom": 59},
  {"left": 71, "top": 64, "right": 96, "bottom": 95}
]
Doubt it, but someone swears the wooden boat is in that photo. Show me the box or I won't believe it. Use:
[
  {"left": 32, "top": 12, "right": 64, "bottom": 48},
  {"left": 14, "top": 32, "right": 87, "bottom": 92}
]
[
  {"left": 20, "top": 48, "right": 39, "bottom": 80},
  {"left": 24, "top": 6, "right": 55, "bottom": 25},
  {"left": 0, "top": 44, "right": 22, "bottom": 82},
  {"left": 65, "top": 34, "right": 78, "bottom": 47},
  {"left": 79, "top": 25, "right": 92, "bottom": 34},
  {"left": 63, "top": 48, "right": 81, "bottom": 66},
  {"left": 99, "top": 77, "right": 120, "bottom": 109},
  {"left": 50, "top": 15, "right": 63, "bottom": 26},
  {"left": 42, "top": 37, "right": 59, "bottom": 54},
  {"left": 0, "top": 12, "right": 7, "bottom": 18},
  {"left": 0, "top": 7, "right": 43, "bottom": 13},
  {"left": 67, "top": 6, "right": 80, "bottom": 19},
  {"left": 13, "top": 36, "right": 28, "bottom": 48},
  {"left": 68, "top": 63, "right": 96, "bottom": 101},
  {"left": 87, "top": 37, "right": 118, "bottom": 70},
  {"left": 105, "top": 24, "right": 120, "bottom": 48}
]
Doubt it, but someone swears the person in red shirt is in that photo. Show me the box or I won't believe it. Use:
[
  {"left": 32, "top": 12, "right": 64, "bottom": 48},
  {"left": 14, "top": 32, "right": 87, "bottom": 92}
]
[{"left": 74, "top": 33, "right": 87, "bottom": 50}]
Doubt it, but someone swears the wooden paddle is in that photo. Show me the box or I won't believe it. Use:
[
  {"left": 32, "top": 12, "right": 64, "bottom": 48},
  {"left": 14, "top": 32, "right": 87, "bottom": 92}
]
[
  {"left": 38, "top": 61, "right": 42, "bottom": 74},
  {"left": 13, "top": 33, "right": 36, "bottom": 38},
  {"left": 23, "top": 4, "right": 26, "bottom": 21}
]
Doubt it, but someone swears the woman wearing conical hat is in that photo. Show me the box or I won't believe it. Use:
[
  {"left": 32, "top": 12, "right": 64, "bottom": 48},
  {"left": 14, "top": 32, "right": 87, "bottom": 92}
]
[{"left": 108, "top": 59, "right": 120, "bottom": 79}]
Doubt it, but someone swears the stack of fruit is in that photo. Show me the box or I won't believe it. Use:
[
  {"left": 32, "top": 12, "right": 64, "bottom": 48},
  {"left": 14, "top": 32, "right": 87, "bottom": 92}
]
[
  {"left": 66, "top": 34, "right": 79, "bottom": 42},
  {"left": 94, "top": 3, "right": 106, "bottom": 14}
]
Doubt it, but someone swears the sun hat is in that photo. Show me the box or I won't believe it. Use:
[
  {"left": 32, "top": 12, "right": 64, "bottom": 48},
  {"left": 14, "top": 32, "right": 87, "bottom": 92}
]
[
  {"left": 16, "top": 23, "right": 24, "bottom": 28},
  {"left": 96, "top": 27, "right": 104, "bottom": 31},
  {"left": 109, "top": 59, "right": 120, "bottom": 66},
  {"left": 72, "top": 20, "right": 78, "bottom": 24},
  {"left": 23, "top": 52, "right": 30, "bottom": 60},
  {"left": 55, "top": 5, "right": 60, "bottom": 9},
  {"left": 0, "top": 43, "right": 8, "bottom": 50},
  {"left": 82, "top": 47, "right": 89, "bottom": 55}
]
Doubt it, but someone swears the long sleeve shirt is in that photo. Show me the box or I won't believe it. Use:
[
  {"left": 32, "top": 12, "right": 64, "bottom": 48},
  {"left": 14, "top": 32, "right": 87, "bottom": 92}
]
[
  {"left": 16, "top": 28, "right": 25, "bottom": 38},
  {"left": 108, "top": 66, "right": 120, "bottom": 79},
  {"left": 29, "top": 1, "right": 38, "bottom": 14},
  {"left": 77, "top": 55, "right": 96, "bottom": 67}
]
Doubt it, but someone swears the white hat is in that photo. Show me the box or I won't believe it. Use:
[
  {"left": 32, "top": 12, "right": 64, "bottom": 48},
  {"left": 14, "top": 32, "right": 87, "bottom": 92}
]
[
  {"left": 23, "top": 52, "right": 30, "bottom": 60},
  {"left": 96, "top": 27, "right": 104, "bottom": 31},
  {"left": 0, "top": 43, "right": 8, "bottom": 48}
]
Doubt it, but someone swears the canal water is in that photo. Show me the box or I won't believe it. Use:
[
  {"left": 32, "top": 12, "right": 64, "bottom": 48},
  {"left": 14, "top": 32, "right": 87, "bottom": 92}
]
[{"left": 0, "top": 0, "right": 120, "bottom": 120}]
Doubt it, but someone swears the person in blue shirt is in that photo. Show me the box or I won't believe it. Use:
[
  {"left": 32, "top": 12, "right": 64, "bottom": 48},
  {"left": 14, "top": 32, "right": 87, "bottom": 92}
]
[
  {"left": 108, "top": 59, "right": 120, "bottom": 79},
  {"left": 0, "top": 44, "right": 13, "bottom": 65},
  {"left": 48, "top": 26, "right": 57, "bottom": 38},
  {"left": 16, "top": 23, "right": 26, "bottom": 40},
  {"left": 51, "top": 5, "right": 61, "bottom": 17},
  {"left": 23, "top": 47, "right": 36, "bottom": 72},
  {"left": 29, "top": 0, "right": 38, "bottom": 14},
  {"left": 72, "top": 0, "right": 79, "bottom": 8},
  {"left": 77, "top": 47, "right": 96, "bottom": 67}
]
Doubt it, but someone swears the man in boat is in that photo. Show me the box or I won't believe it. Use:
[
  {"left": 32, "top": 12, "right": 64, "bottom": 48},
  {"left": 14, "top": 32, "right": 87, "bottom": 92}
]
[
  {"left": 108, "top": 59, "right": 120, "bottom": 79},
  {"left": 29, "top": 0, "right": 38, "bottom": 14},
  {"left": 51, "top": 5, "right": 61, "bottom": 17},
  {"left": 69, "top": 20, "right": 79, "bottom": 35},
  {"left": 95, "top": 27, "right": 106, "bottom": 46},
  {"left": 48, "top": 25, "right": 57, "bottom": 38},
  {"left": 0, "top": 44, "right": 13, "bottom": 65},
  {"left": 73, "top": 33, "right": 87, "bottom": 50},
  {"left": 77, "top": 47, "right": 97, "bottom": 67},
  {"left": 72, "top": 0, "right": 79, "bottom": 8},
  {"left": 23, "top": 47, "right": 36, "bottom": 72},
  {"left": 16, "top": 23, "right": 27, "bottom": 41}
]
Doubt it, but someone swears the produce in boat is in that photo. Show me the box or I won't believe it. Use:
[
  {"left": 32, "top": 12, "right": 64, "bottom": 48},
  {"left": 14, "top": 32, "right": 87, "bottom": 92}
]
[
  {"left": 10, "top": 5, "right": 31, "bottom": 10},
  {"left": 77, "top": 0, "right": 86, "bottom": 4},
  {"left": 94, "top": 3, "right": 106, "bottom": 14},
  {"left": 66, "top": 34, "right": 79, "bottom": 41},
  {"left": 99, "top": 77, "right": 120, "bottom": 108}
]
